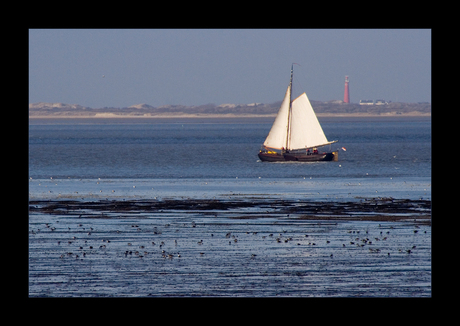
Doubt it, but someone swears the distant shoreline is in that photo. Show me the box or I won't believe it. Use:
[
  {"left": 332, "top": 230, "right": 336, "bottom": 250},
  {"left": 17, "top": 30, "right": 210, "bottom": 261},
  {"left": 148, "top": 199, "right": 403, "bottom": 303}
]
[
  {"left": 29, "top": 112, "right": 431, "bottom": 119},
  {"left": 29, "top": 101, "right": 431, "bottom": 119}
]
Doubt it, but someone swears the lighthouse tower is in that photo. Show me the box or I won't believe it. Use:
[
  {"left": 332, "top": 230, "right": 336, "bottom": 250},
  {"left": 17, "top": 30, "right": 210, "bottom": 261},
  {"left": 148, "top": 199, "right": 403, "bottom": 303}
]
[{"left": 343, "top": 76, "right": 350, "bottom": 103}]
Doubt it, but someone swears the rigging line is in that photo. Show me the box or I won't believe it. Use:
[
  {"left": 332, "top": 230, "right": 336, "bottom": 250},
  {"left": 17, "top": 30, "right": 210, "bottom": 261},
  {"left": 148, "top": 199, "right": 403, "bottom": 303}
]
[
  {"left": 291, "top": 63, "right": 305, "bottom": 100},
  {"left": 292, "top": 74, "right": 306, "bottom": 100}
]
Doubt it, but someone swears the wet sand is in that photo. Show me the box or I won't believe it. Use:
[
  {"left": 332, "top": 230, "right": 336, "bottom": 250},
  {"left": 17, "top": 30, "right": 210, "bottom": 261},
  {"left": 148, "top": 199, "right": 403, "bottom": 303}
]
[{"left": 29, "top": 198, "right": 431, "bottom": 297}]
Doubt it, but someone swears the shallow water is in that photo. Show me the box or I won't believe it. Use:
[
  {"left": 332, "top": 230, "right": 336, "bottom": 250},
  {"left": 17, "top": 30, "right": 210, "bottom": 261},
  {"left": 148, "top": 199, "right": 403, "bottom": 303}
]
[
  {"left": 29, "top": 117, "right": 431, "bottom": 201},
  {"left": 29, "top": 199, "right": 431, "bottom": 297},
  {"left": 28, "top": 176, "right": 431, "bottom": 202},
  {"left": 29, "top": 117, "right": 431, "bottom": 297},
  {"left": 29, "top": 117, "right": 430, "bottom": 180}
]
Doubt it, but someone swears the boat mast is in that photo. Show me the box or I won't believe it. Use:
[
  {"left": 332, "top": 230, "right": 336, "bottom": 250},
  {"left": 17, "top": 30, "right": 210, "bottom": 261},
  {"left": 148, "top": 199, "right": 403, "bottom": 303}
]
[{"left": 286, "top": 64, "right": 294, "bottom": 151}]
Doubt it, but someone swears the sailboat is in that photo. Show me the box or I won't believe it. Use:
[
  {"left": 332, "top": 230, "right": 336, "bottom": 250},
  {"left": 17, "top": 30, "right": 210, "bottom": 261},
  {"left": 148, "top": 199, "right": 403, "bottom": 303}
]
[{"left": 258, "top": 64, "right": 338, "bottom": 162}]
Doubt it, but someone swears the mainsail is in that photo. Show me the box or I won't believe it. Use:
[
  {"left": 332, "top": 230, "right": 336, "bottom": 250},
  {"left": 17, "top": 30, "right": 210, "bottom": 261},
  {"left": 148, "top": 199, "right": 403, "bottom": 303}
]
[
  {"left": 262, "top": 86, "right": 291, "bottom": 150},
  {"left": 262, "top": 65, "right": 336, "bottom": 151}
]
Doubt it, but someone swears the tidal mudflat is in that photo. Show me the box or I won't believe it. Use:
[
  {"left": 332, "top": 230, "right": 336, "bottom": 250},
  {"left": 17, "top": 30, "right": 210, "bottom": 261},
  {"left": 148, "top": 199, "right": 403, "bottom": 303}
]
[{"left": 29, "top": 198, "right": 431, "bottom": 297}]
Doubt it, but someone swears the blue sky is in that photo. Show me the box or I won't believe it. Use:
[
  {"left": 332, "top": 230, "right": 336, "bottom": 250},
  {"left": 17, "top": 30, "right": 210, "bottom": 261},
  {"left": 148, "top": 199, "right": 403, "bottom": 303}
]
[{"left": 29, "top": 29, "right": 431, "bottom": 108}]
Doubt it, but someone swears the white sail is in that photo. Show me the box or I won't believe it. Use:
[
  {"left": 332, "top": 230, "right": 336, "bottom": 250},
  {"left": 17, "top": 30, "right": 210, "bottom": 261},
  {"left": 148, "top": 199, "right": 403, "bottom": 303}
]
[
  {"left": 261, "top": 65, "right": 337, "bottom": 153},
  {"left": 288, "top": 92, "right": 332, "bottom": 150},
  {"left": 262, "top": 86, "right": 291, "bottom": 150}
]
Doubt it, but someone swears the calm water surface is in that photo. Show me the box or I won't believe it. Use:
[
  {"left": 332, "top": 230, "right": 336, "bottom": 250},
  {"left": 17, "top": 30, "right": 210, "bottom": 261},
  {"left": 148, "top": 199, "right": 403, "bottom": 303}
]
[
  {"left": 29, "top": 117, "right": 431, "bottom": 297},
  {"left": 29, "top": 117, "right": 431, "bottom": 200}
]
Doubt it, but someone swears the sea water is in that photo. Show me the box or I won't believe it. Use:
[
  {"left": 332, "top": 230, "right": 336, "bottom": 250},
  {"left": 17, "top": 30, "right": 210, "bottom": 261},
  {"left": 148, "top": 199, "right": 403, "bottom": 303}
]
[
  {"left": 28, "top": 117, "right": 431, "bottom": 201},
  {"left": 29, "top": 116, "right": 431, "bottom": 297}
]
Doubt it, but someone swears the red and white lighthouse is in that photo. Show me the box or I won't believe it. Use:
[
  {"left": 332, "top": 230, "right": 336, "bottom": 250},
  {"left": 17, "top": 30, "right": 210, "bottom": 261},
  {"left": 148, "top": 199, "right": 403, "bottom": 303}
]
[{"left": 343, "top": 76, "right": 350, "bottom": 103}]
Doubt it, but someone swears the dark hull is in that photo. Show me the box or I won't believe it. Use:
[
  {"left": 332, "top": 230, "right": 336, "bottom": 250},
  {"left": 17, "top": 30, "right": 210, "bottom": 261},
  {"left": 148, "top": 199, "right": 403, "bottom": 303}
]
[{"left": 258, "top": 151, "right": 338, "bottom": 162}]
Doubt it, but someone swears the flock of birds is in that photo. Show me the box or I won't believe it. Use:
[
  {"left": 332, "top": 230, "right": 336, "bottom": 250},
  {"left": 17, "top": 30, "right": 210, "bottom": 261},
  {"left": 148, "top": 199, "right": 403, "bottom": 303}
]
[{"left": 30, "top": 216, "right": 425, "bottom": 264}]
